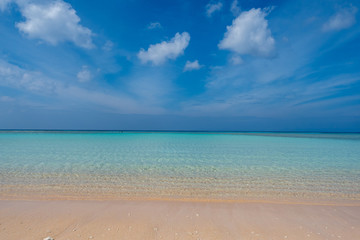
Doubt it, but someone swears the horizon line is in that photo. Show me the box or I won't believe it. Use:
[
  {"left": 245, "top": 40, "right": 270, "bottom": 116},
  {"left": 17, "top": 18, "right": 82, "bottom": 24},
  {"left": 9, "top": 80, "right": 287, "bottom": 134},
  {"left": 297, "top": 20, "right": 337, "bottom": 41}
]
[{"left": 0, "top": 129, "right": 359, "bottom": 134}]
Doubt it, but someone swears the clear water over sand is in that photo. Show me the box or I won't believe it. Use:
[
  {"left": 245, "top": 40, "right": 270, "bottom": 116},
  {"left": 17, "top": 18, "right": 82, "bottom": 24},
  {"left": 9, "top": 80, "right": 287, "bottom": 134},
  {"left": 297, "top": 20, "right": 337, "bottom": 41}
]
[{"left": 0, "top": 131, "right": 359, "bottom": 201}]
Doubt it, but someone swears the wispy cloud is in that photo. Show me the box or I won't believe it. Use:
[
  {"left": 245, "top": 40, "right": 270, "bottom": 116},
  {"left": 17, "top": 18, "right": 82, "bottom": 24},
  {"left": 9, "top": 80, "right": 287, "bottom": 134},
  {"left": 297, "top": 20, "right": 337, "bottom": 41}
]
[
  {"left": 0, "top": 59, "right": 164, "bottom": 114},
  {"left": 181, "top": 73, "right": 360, "bottom": 118},
  {"left": 205, "top": 1, "right": 223, "bottom": 17},
  {"left": 323, "top": 6, "right": 357, "bottom": 32},
  {"left": 0, "top": 96, "right": 15, "bottom": 102},
  {"left": 102, "top": 40, "right": 114, "bottom": 51},
  {"left": 230, "top": 0, "right": 240, "bottom": 16},
  {"left": 138, "top": 32, "right": 190, "bottom": 65},
  {"left": 229, "top": 55, "right": 243, "bottom": 65},
  {"left": 125, "top": 66, "right": 175, "bottom": 111},
  {"left": 0, "top": 59, "right": 59, "bottom": 94},
  {"left": 77, "top": 65, "right": 92, "bottom": 82},
  {"left": 147, "top": 22, "right": 162, "bottom": 30},
  {"left": 0, "top": 0, "right": 12, "bottom": 11}
]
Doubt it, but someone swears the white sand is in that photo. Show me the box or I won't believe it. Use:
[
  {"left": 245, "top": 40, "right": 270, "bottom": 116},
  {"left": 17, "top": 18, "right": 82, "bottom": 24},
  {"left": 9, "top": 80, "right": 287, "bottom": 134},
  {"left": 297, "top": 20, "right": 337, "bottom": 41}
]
[{"left": 0, "top": 199, "right": 359, "bottom": 240}]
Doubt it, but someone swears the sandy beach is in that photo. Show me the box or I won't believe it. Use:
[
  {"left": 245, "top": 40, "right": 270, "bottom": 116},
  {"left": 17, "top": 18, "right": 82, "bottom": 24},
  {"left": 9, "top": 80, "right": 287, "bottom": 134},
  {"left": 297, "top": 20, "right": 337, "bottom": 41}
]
[
  {"left": 1, "top": 132, "right": 359, "bottom": 239},
  {"left": 1, "top": 199, "right": 359, "bottom": 240}
]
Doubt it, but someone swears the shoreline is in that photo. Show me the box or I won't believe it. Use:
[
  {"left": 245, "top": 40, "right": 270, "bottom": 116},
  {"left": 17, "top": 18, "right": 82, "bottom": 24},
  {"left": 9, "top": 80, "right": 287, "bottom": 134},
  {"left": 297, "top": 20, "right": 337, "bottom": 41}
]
[
  {"left": 1, "top": 195, "right": 360, "bottom": 207},
  {"left": 1, "top": 199, "right": 360, "bottom": 240},
  {"left": 2, "top": 183, "right": 359, "bottom": 206},
  {"left": 2, "top": 186, "right": 360, "bottom": 206}
]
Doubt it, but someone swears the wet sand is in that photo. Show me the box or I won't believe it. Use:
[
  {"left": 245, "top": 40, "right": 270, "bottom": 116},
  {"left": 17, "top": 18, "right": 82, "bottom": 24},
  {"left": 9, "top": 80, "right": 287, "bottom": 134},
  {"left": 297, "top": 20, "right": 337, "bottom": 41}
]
[{"left": 1, "top": 199, "right": 359, "bottom": 240}]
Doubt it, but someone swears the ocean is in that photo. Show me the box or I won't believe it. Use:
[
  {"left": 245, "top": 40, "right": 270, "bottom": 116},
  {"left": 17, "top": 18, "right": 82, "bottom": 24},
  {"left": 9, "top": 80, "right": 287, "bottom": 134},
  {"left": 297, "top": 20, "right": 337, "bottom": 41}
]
[{"left": 0, "top": 131, "right": 359, "bottom": 202}]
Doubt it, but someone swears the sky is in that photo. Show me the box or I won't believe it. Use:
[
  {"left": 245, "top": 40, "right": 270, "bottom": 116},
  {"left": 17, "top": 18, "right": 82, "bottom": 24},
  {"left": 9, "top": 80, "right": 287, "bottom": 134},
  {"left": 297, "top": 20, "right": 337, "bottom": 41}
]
[{"left": 0, "top": 0, "right": 359, "bottom": 131}]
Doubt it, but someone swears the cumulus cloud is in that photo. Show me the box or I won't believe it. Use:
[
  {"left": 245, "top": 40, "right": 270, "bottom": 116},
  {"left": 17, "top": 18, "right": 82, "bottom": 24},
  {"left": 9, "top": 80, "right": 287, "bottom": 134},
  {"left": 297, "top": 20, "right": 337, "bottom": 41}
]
[
  {"left": 323, "top": 6, "right": 357, "bottom": 31},
  {"left": 230, "top": 0, "right": 241, "bottom": 16},
  {"left": 15, "top": 0, "right": 94, "bottom": 48},
  {"left": 184, "top": 60, "right": 202, "bottom": 71},
  {"left": 138, "top": 32, "right": 190, "bottom": 65},
  {"left": 206, "top": 1, "right": 223, "bottom": 17},
  {"left": 77, "top": 65, "right": 92, "bottom": 82},
  {"left": 147, "top": 22, "right": 162, "bottom": 30},
  {"left": 218, "top": 8, "right": 275, "bottom": 58}
]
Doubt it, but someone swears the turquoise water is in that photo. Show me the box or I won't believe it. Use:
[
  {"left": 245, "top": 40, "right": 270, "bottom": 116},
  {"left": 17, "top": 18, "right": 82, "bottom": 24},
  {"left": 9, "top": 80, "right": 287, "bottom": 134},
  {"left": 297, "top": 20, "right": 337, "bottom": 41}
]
[{"left": 0, "top": 131, "right": 360, "bottom": 201}]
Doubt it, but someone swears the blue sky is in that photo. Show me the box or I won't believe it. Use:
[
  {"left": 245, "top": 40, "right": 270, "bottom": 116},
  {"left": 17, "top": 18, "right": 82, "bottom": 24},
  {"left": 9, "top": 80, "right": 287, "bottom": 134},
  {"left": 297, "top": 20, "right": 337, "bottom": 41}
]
[{"left": 0, "top": 0, "right": 359, "bottom": 131}]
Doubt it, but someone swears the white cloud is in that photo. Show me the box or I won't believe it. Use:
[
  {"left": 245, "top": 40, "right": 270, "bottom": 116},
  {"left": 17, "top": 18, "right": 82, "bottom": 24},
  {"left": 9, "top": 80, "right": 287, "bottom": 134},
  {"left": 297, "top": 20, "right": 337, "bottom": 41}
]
[
  {"left": 15, "top": 0, "right": 94, "bottom": 48},
  {"left": 77, "top": 65, "right": 92, "bottom": 82},
  {"left": 0, "top": 59, "right": 59, "bottom": 94},
  {"left": 126, "top": 68, "right": 174, "bottom": 109},
  {"left": 323, "top": 7, "right": 357, "bottom": 32},
  {"left": 138, "top": 32, "right": 190, "bottom": 65},
  {"left": 230, "top": 55, "right": 243, "bottom": 65},
  {"left": 205, "top": 1, "right": 223, "bottom": 17},
  {"left": 184, "top": 60, "right": 202, "bottom": 71},
  {"left": 230, "top": 0, "right": 241, "bottom": 16},
  {"left": 0, "top": 96, "right": 15, "bottom": 102},
  {"left": 102, "top": 40, "right": 114, "bottom": 51},
  {"left": 0, "top": 59, "right": 159, "bottom": 114},
  {"left": 147, "top": 22, "right": 162, "bottom": 30},
  {"left": 0, "top": 0, "right": 12, "bottom": 11},
  {"left": 218, "top": 8, "right": 275, "bottom": 58}
]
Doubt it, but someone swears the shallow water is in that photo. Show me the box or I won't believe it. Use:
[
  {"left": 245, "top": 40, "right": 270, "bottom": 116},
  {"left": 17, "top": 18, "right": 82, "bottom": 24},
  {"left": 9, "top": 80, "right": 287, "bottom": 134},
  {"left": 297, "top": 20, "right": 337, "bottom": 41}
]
[{"left": 0, "top": 131, "right": 359, "bottom": 201}]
